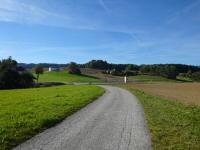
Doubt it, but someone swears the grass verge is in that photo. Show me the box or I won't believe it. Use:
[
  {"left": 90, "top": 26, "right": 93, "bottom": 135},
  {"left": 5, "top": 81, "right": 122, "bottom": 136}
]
[
  {"left": 129, "top": 75, "right": 179, "bottom": 82},
  {"left": 122, "top": 85, "right": 200, "bottom": 150},
  {"left": 130, "top": 75, "right": 177, "bottom": 82},
  {"left": 0, "top": 85, "right": 104, "bottom": 150}
]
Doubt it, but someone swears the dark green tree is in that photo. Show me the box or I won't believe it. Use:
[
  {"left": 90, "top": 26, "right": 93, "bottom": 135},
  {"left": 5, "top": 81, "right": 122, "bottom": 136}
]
[
  {"left": 85, "top": 60, "right": 109, "bottom": 70},
  {"left": 0, "top": 57, "right": 35, "bottom": 89},
  {"left": 35, "top": 65, "right": 44, "bottom": 82},
  {"left": 0, "top": 69, "right": 21, "bottom": 89},
  {"left": 191, "top": 72, "right": 200, "bottom": 81},
  {"left": 68, "top": 62, "right": 81, "bottom": 74},
  {"left": 19, "top": 72, "right": 35, "bottom": 88}
]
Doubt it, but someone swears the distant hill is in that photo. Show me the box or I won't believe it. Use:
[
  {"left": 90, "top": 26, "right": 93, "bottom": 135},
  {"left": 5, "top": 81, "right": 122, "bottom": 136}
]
[{"left": 19, "top": 60, "right": 200, "bottom": 79}]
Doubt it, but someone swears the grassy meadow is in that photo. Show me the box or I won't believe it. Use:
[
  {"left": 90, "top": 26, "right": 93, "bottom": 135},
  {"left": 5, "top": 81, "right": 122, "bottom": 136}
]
[
  {"left": 0, "top": 85, "right": 104, "bottom": 150},
  {"left": 38, "top": 71, "right": 100, "bottom": 83},
  {"left": 122, "top": 84, "right": 200, "bottom": 150}
]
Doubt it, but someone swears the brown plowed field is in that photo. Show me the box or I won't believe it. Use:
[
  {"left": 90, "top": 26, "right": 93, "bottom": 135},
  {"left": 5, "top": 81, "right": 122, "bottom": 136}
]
[{"left": 127, "top": 83, "right": 200, "bottom": 105}]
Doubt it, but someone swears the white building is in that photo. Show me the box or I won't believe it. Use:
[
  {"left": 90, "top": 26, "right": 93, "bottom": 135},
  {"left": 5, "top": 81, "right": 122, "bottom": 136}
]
[{"left": 49, "top": 67, "right": 60, "bottom": 72}]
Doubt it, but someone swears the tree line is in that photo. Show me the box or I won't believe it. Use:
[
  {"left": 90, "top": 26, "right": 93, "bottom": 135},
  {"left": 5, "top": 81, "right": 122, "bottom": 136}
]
[
  {"left": 82, "top": 60, "right": 200, "bottom": 80},
  {"left": 20, "top": 59, "right": 200, "bottom": 80},
  {"left": 3, "top": 58, "right": 199, "bottom": 89},
  {"left": 0, "top": 58, "right": 81, "bottom": 89}
]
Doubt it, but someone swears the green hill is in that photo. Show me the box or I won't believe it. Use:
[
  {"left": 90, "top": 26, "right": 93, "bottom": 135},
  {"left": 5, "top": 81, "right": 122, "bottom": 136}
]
[{"left": 38, "top": 71, "right": 100, "bottom": 83}]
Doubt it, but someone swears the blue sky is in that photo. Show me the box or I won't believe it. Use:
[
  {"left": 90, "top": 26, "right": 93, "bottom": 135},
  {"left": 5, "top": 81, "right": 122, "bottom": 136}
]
[{"left": 0, "top": 0, "right": 200, "bottom": 64}]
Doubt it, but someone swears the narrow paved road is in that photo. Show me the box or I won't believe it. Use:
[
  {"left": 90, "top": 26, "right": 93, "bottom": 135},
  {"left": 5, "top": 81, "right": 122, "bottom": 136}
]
[{"left": 13, "top": 86, "right": 151, "bottom": 150}]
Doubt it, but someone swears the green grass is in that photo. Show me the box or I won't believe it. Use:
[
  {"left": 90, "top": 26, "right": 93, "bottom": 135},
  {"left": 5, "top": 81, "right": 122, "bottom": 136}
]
[
  {"left": 122, "top": 85, "right": 200, "bottom": 150},
  {"left": 0, "top": 85, "right": 104, "bottom": 150},
  {"left": 38, "top": 71, "right": 100, "bottom": 83},
  {"left": 130, "top": 75, "right": 178, "bottom": 82}
]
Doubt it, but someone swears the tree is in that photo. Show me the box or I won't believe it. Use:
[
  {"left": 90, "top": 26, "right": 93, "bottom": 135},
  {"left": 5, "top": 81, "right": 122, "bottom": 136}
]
[
  {"left": 191, "top": 72, "right": 200, "bottom": 81},
  {"left": 125, "top": 64, "right": 133, "bottom": 71},
  {"left": 0, "top": 56, "right": 17, "bottom": 71},
  {"left": 68, "top": 62, "right": 81, "bottom": 74},
  {"left": 165, "top": 66, "right": 178, "bottom": 79},
  {"left": 187, "top": 70, "right": 192, "bottom": 78},
  {"left": 85, "top": 60, "right": 109, "bottom": 70},
  {"left": 124, "top": 65, "right": 138, "bottom": 76},
  {"left": 0, "top": 57, "right": 35, "bottom": 89},
  {"left": 19, "top": 72, "right": 35, "bottom": 88},
  {"left": 0, "top": 69, "right": 21, "bottom": 89},
  {"left": 35, "top": 65, "right": 44, "bottom": 82}
]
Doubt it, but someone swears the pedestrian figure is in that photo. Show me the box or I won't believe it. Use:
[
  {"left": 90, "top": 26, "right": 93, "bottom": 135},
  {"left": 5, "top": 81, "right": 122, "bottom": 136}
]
[{"left": 124, "top": 76, "right": 127, "bottom": 84}]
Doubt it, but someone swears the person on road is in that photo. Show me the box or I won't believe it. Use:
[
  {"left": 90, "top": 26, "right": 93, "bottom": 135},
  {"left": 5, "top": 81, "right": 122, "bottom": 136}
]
[{"left": 124, "top": 76, "right": 127, "bottom": 84}]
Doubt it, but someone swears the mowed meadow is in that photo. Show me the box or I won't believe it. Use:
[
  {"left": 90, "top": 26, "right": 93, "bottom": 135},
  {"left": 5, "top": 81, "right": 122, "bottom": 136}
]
[
  {"left": 38, "top": 71, "right": 100, "bottom": 83},
  {"left": 0, "top": 85, "right": 104, "bottom": 150}
]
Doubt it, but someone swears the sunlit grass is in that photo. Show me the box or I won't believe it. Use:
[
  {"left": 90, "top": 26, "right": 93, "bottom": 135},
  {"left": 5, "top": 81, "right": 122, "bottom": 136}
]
[
  {"left": 38, "top": 71, "right": 100, "bottom": 83},
  {"left": 129, "top": 75, "right": 178, "bottom": 82},
  {"left": 122, "top": 85, "right": 200, "bottom": 150},
  {"left": 0, "top": 85, "right": 104, "bottom": 150}
]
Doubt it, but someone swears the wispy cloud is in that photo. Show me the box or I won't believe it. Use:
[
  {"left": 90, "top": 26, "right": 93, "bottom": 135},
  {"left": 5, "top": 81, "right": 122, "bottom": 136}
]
[
  {"left": 167, "top": 0, "right": 200, "bottom": 24},
  {"left": 0, "top": 0, "right": 144, "bottom": 40},
  {"left": 0, "top": 0, "right": 69, "bottom": 25},
  {"left": 98, "top": 0, "right": 110, "bottom": 14},
  {"left": 0, "top": 0, "right": 137, "bottom": 38}
]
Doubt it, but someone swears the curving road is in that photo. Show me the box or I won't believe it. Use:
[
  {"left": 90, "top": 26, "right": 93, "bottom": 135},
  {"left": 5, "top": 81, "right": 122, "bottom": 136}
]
[{"left": 13, "top": 86, "right": 151, "bottom": 150}]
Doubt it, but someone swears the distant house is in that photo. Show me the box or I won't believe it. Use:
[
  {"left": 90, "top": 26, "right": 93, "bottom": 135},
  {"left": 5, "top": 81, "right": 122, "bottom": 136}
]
[
  {"left": 48, "top": 67, "right": 65, "bottom": 72},
  {"left": 49, "top": 67, "right": 60, "bottom": 72}
]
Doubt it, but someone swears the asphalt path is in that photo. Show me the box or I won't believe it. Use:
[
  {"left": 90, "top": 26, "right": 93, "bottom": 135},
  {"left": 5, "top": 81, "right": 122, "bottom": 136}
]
[{"left": 13, "top": 86, "right": 151, "bottom": 150}]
